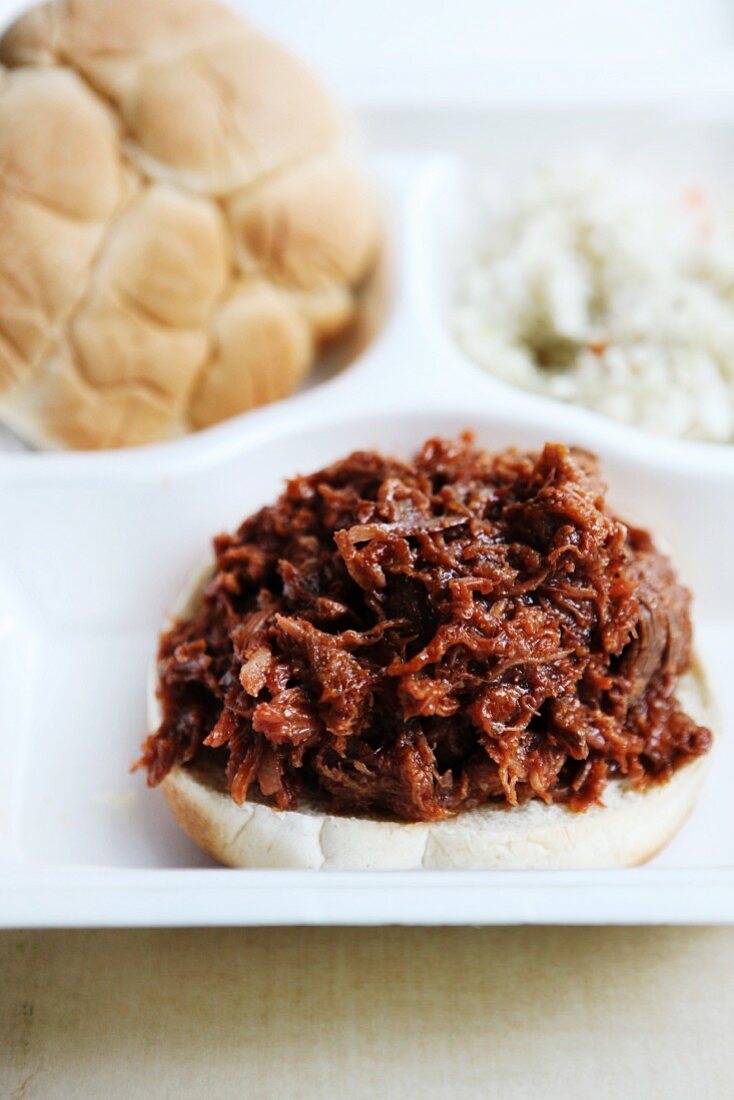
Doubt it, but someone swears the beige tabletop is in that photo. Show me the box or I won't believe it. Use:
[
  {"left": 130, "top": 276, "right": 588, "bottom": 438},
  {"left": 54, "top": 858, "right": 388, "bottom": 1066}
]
[{"left": 2, "top": 926, "right": 733, "bottom": 1099}]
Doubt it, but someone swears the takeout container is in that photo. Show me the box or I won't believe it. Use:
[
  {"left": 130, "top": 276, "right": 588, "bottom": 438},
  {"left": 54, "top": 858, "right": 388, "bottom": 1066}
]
[{"left": 1, "top": 101, "right": 734, "bottom": 927}]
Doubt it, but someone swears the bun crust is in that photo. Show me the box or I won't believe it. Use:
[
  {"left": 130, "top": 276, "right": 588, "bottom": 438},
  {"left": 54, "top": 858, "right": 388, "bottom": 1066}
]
[
  {"left": 0, "top": 0, "right": 379, "bottom": 449},
  {"left": 148, "top": 563, "right": 716, "bottom": 870}
]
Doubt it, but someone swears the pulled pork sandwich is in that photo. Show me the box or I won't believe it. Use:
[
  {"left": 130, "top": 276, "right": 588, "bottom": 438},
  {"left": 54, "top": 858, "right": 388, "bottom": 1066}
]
[{"left": 140, "top": 435, "right": 714, "bottom": 869}]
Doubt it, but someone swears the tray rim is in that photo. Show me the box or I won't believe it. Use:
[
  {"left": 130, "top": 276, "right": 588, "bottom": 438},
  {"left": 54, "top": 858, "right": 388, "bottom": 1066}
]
[{"left": 3, "top": 866, "right": 734, "bottom": 928}]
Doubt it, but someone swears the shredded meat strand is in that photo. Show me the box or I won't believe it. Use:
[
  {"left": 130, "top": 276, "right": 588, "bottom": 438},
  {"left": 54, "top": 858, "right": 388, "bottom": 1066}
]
[{"left": 139, "top": 435, "right": 711, "bottom": 822}]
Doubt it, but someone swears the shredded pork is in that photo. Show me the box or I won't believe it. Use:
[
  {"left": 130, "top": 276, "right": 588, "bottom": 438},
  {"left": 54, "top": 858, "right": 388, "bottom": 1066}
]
[{"left": 141, "top": 435, "right": 711, "bottom": 821}]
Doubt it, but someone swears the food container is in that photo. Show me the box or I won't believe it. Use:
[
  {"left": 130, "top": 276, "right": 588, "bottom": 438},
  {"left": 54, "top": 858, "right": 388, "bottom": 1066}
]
[{"left": 2, "top": 0, "right": 734, "bottom": 925}]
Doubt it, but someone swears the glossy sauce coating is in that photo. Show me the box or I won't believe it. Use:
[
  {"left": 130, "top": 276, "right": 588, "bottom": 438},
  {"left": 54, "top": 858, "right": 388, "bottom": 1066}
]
[{"left": 142, "top": 436, "right": 711, "bottom": 821}]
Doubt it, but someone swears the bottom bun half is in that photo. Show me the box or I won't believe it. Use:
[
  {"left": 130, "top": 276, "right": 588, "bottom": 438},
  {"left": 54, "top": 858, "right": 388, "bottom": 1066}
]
[{"left": 149, "top": 565, "right": 716, "bottom": 870}]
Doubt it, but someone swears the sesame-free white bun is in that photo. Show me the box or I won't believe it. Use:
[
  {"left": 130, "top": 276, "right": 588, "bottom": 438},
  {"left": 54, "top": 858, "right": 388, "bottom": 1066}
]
[
  {"left": 0, "top": 0, "right": 379, "bottom": 449},
  {"left": 147, "top": 564, "right": 716, "bottom": 870}
]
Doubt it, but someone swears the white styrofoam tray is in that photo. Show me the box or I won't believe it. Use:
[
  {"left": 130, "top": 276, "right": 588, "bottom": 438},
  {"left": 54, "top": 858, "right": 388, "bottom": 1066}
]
[{"left": 2, "top": 106, "right": 734, "bottom": 926}]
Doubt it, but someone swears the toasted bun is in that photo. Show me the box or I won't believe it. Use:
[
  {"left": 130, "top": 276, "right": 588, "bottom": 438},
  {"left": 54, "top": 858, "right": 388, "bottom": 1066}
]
[
  {"left": 148, "top": 564, "right": 716, "bottom": 870},
  {"left": 0, "top": 0, "right": 379, "bottom": 449}
]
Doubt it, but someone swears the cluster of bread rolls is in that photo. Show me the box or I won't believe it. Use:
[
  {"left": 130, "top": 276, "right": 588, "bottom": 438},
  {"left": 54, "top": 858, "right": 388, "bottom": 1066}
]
[{"left": 0, "top": 0, "right": 379, "bottom": 449}]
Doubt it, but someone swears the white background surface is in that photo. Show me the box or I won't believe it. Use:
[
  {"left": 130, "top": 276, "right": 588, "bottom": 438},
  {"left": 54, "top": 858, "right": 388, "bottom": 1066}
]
[
  {"left": 234, "top": 0, "right": 734, "bottom": 105},
  {"left": 2, "top": 0, "right": 734, "bottom": 104}
]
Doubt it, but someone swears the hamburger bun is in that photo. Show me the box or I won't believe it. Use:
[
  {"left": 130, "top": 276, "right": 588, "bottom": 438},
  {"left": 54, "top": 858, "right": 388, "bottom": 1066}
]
[
  {"left": 148, "top": 563, "right": 716, "bottom": 870},
  {"left": 0, "top": 0, "right": 380, "bottom": 449}
]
